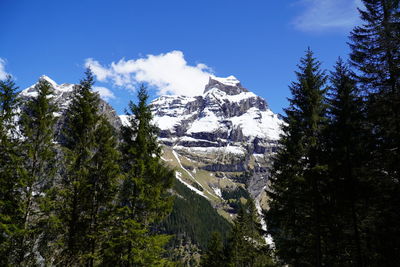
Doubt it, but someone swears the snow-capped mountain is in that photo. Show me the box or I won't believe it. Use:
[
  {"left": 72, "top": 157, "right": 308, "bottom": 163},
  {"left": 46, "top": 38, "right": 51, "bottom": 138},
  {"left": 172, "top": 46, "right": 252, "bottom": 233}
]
[
  {"left": 151, "top": 76, "right": 282, "bottom": 157},
  {"left": 21, "top": 75, "right": 74, "bottom": 111},
  {"left": 147, "top": 75, "right": 281, "bottom": 243},
  {"left": 145, "top": 76, "right": 282, "bottom": 220}
]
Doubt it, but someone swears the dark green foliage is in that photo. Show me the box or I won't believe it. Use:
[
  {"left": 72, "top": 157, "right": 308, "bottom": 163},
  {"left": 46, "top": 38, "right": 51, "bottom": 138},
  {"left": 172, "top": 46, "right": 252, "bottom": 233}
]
[
  {"left": 62, "top": 69, "right": 100, "bottom": 151},
  {"left": 349, "top": 0, "right": 400, "bottom": 178},
  {"left": 54, "top": 69, "right": 120, "bottom": 265},
  {"left": 225, "top": 199, "right": 275, "bottom": 267},
  {"left": 232, "top": 171, "right": 252, "bottom": 184},
  {"left": 0, "top": 72, "right": 177, "bottom": 265},
  {"left": 16, "top": 79, "right": 58, "bottom": 265},
  {"left": 0, "top": 75, "right": 23, "bottom": 266},
  {"left": 222, "top": 186, "right": 250, "bottom": 214},
  {"left": 162, "top": 179, "right": 231, "bottom": 252},
  {"left": 266, "top": 2, "right": 400, "bottom": 266},
  {"left": 56, "top": 68, "right": 102, "bottom": 264},
  {"left": 349, "top": 0, "right": 400, "bottom": 95},
  {"left": 102, "top": 217, "right": 173, "bottom": 266},
  {"left": 102, "top": 84, "right": 175, "bottom": 266},
  {"left": 266, "top": 48, "right": 328, "bottom": 266},
  {"left": 201, "top": 232, "right": 226, "bottom": 267},
  {"left": 323, "top": 59, "right": 369, "bottom": 266},
  {"left": 85, "top": 117, "right": 121, "bottom": 266},
  {"left": 349, "top": 0, "right": 400, "bottom": 264},
  {"left": 221, "top": 186, "right": 250, "bottom": 201},
  {"left": 199, "top": 200, "right": 276, "bottom": 267},
  {"left": 119, "top": 84, "right": 174, "bottom": 225}
]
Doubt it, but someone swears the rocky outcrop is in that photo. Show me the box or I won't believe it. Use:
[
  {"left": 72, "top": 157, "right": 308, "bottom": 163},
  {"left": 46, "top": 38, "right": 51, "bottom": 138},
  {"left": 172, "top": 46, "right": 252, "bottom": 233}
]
[
  {"left": 201, "top": 163, "right": 247, "bottom": 172},
  {"left": 203, "top": 76, "right": 248, "bottom": 95},
  {"left": 151, "top": 76, "right": 282, "bottom": 153},
  {"left": 149, "top": 76, "right": 283, "bottom": 203}
]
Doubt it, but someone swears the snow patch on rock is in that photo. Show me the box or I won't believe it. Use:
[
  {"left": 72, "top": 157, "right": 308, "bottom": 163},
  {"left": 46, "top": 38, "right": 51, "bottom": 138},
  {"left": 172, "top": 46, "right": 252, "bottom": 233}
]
[{"left": 210, "top": 75, "right": 240, "bottom": 87}]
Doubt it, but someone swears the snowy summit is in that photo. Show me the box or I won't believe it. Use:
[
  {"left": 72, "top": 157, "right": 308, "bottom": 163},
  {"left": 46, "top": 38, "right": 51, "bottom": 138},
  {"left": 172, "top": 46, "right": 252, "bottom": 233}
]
[
  {"left": 149, "top": 75, "right": 283, "bottom": 156},
  {"left": 210, "top": 75, "right": 241, "bottom": 87}
]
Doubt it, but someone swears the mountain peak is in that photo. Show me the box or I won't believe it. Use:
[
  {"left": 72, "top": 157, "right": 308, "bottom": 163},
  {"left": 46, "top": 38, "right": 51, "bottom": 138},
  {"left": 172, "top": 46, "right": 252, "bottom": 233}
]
[
  {"left": 21, "top": 75, "right": 76, "bottom": 100},
  {"left": 39, "top": 75, "right": 58, "bottom": 87},
  {"left": 211, "top": 75, "right": 240, "bottom": 86},
  {"left": 204, "top": 75, "right": 248, "bottom": 95}
]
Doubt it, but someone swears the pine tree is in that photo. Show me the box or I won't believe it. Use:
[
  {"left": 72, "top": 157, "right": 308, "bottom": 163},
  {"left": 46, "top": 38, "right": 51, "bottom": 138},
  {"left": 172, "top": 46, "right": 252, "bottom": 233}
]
[
  {"left": 324, "top": 58, "right": 368, "bottom": 266},
  {"left": 85, "top": 116, "right": 121, "bottom": 266},
  {"left": 201, "top": 232, "right": 226, "bottom": 267},
  {"left": 0, "top": 75, "right": 23, "bottom": 266},
  {"left": 102, "top": 84, "right": 175, "bottom": 266},
  {"left": 120, "top": 84, "right": 174, "bottom": 226},
  {"left": 226, "top": 200, "right": 274, "bottom": 267},
  {"left": 15, "top": 78, "right": 58, "bottom": 265},
  {"left": 54, "top": 69, "right": 120, "bottom": 265},
  {"left": 349, "top": 1, "right": 400, "bottom": 264},
  {"left": 266, "top": 48, "right": 328, "bottom": 266}
]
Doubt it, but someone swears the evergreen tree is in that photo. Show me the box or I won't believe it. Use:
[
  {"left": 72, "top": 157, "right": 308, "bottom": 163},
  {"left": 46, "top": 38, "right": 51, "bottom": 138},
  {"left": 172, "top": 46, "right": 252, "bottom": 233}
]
[
  {"left": 55, "top": 69, "right": 120, "bottom": 265},
  {"left": 201, "top": 232, "right": 226, "bottom": 267},
  {"left": 102, "top": 84, "right": 175, "bottom": 266},
  {"left": 266, "top": 49, "right": 328, "bottom": 266},
  {"left": 225, "top": 200, "right": 274, "bottom": 267},
  {"left": 15, "top": 79, "right": 58, "bottom": 265},
  {"left": 0, "top": 75, "right": 22, "bottom": 266},
  {"left": 85, "top": 116, "right": 121, "bottom": 266},
  {"left": 57, "top": 68, "right": 100, "bottom": 264},
  {"left": 324, "top": 58, "right": 368, "bottom": 266},
  {"left": 349, "top": 0, "right": 400, "bottom": 264},
  {"left": 119, "top": 85, "right": 173, "bottom": 225}
]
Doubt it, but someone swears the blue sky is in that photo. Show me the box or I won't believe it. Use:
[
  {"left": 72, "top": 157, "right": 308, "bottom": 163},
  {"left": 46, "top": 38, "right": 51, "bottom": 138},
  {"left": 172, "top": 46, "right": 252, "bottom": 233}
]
[{"left": 0, "top": 0, "right": 362, "bottom": 115}]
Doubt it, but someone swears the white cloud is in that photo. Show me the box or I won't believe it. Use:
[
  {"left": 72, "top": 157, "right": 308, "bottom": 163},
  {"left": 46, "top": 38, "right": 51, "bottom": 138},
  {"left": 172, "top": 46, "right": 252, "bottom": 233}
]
[
  {"left": 293, "top": 0, "right": 362, "bottom": 32},
  {"left": 85, "top": 58, "right": 112, "bottom": 82},
  {"left": 85, "top": 50, "right": 213, "bottom": 96},
  {"left": 0, "top": 58, "right": 10, "bottom": 80},
  {"left": 93, "top": 86, "right": 116, "bottom": 101}
]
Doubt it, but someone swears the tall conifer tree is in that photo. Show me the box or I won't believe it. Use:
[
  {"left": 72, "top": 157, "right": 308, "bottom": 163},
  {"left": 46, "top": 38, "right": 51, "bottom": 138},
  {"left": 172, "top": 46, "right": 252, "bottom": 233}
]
[
  {"left": 325, "top": 59, "right": 368, "bottom": 266},
  {"left": 102, "top": 84, "right": 174, "bottom": 266},
  {"left": 349, "top": 1, "right": 400, "bottom": 264},
  {"left": 57, "top": 68, "right": 101, "bottom": 264},
  {"left": 0, "top": 75, "right": 22, "bottom": 266},
  {"left": 85, "top": 116, "right": 121, "bottom": 266},
  {"left": 266, "top": 49, "right": 328, "bottom": 266},
  {"left": 55, "top": 69, "right": 120, "bottom": 265},
  {"left": 120, "top": 84, "right": 174, "bottom": 226},
  {"left": 15, "top": 79, "right": 58, "bottom": 265}
]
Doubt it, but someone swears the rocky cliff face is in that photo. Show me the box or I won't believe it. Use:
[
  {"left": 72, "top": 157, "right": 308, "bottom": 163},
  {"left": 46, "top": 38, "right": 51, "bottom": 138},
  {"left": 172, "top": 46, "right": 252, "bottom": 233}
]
[
  {"left": 149, "top": 76, "right": 283, "bottom": 216},
  {"left": 151, "top": 76, "right": 281, "bottom": 155}
]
